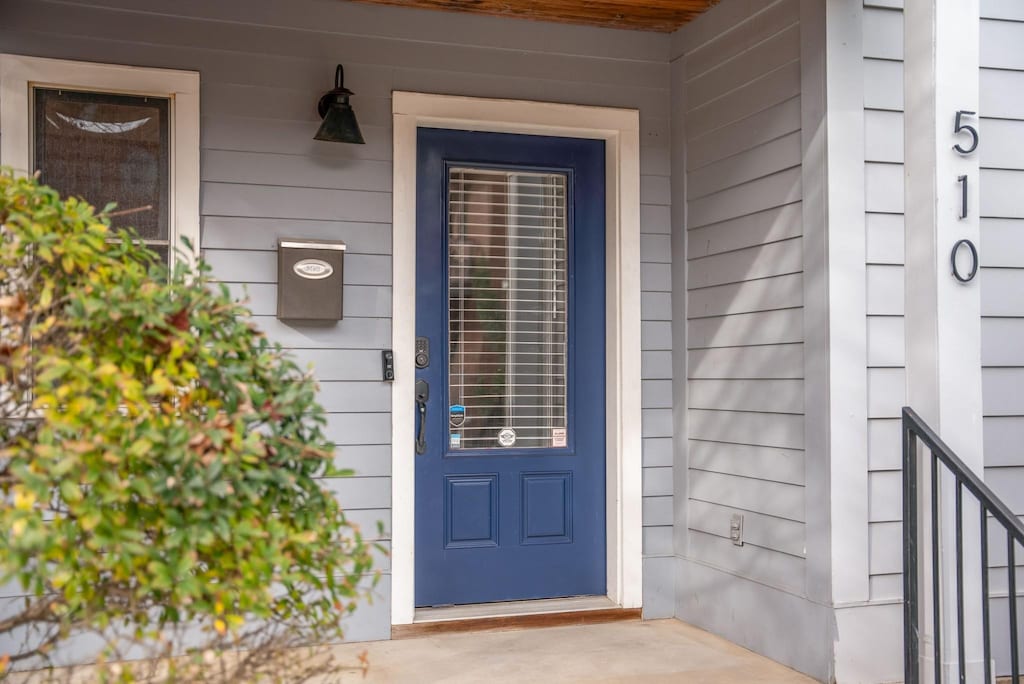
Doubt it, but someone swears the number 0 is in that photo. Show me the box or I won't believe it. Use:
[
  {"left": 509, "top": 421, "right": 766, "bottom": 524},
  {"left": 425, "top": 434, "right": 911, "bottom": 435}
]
[{"left": 953, "top": 110, "right": 979, "bottom": 155}]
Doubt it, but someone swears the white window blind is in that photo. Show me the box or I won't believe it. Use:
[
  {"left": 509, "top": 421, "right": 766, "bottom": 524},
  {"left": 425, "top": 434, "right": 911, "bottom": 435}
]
[{"left": 448, "top": 167, "right": 568, "bottom": 450}]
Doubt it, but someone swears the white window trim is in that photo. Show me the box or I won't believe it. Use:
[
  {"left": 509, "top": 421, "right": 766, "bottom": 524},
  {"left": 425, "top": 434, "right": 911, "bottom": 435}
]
[
  {"left": 391, "top": 91, "right": 643, "bottom": 624},
  {"left": 0, "top": 55, "right": 200, "bottom": 264}
]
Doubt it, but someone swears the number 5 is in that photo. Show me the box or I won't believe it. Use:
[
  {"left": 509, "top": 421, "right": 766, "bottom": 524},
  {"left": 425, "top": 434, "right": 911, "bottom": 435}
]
[{"left": 953, "top": 110, "right": 978, "bottom": 154}]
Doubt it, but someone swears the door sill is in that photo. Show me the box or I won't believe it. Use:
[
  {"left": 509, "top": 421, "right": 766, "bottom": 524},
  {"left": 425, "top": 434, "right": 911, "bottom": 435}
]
[{"left": 392, "top": 597, "right": 640, "bottom": 639}]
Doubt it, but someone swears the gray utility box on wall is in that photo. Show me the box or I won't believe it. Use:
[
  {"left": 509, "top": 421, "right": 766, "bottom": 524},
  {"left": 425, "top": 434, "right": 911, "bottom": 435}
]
[{"left": 277, "top": 239, "right": 346, "bottom": 320}]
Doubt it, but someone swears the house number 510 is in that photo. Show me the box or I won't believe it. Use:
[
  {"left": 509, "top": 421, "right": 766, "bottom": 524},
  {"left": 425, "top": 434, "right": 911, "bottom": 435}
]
[{"left": 951, "top": 110, "right": 979, "bottom": 283}]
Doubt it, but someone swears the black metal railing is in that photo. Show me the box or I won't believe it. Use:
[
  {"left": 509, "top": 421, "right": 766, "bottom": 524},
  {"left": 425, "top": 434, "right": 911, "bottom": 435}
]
[{"left": 903, "top": 406, "right": 1024, "bottom": 683}]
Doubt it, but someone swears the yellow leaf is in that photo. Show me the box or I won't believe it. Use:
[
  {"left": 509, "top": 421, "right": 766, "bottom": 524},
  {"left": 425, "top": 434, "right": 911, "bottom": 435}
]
[
  {"left": 13, "top": 487, "right": 36, "bottom": 511},
  {"left": 11, "top": 519, "right": 26, "bottom": 537},
  {"left": 80, "top": 511, "right": 101, "bottom": 531},
  {"left": 96, "top": 363, "right": 119, "bottom": 378},
  {"left": 214, "top": 619, "right": 226, "bottom": 636}
]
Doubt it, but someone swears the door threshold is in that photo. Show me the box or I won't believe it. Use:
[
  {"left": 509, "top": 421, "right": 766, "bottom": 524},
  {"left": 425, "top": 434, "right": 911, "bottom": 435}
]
[
  {"left": 416, "top": 596, "right": 616, "bottom": 622},
  {"left": 392, "top": 596, "right": 640, "bottom": 639}
]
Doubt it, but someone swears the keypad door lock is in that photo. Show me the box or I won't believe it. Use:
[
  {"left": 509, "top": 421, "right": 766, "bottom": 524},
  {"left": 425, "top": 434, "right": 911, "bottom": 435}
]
[{"left": 415, "top": 337, "right": 430, "bottom": 369}]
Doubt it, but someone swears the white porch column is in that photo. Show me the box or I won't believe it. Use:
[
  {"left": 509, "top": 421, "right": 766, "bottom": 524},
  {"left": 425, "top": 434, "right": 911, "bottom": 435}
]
[{"left": 904, "top": 0, "right": 985, "bottom": 679}]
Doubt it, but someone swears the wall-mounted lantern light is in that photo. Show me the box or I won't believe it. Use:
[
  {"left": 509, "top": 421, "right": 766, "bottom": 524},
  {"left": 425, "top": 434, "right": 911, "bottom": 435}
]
[{"left": 314, "top": 64, "right": 365, "bottom": 144}]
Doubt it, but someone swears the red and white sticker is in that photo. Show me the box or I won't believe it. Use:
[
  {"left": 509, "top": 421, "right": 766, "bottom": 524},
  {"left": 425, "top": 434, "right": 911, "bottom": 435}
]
[{"left": 552, "top": 428, "right": 567, "bottom": 448}]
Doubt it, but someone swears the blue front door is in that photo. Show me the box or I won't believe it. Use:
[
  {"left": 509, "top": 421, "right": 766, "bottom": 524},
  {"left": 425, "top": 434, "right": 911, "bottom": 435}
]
[{"left": 414, "top": 128, "right": 606, "bottom": 606}]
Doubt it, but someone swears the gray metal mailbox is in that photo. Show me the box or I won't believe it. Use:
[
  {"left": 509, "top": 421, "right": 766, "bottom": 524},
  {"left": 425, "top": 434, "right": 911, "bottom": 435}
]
[{"left": 277, "top": 239, "right": 346, "bottom": 320}]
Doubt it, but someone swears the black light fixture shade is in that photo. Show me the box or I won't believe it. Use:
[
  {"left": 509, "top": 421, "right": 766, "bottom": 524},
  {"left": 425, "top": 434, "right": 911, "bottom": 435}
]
[{"left": 314, "top": 64, "right": 365, "bottom": 145}]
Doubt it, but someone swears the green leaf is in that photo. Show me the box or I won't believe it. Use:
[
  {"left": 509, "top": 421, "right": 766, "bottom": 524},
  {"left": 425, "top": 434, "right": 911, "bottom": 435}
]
[{"left": 59, "top": 479, "right": 83, "bottom": 503}]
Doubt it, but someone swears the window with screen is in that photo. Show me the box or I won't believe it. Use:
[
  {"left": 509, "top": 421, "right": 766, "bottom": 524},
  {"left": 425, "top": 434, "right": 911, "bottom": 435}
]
[
  {"left": 448, "top": 167, "right": 569, "bottom": 450},
  {"left": 33, "top": 88, "right": 171, "bottom": 263}
]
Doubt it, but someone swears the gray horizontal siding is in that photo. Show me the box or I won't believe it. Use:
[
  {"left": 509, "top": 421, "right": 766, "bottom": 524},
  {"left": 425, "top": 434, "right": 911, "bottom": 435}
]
[
  {"left": 689, "top": 309, "right": 804, "bottom": 348},
  {"left": 640, "top": 131, "right": 675, "bottom": 562},
  {"left": 689, "top": 440, "right": 804, "bottom": 485},
  {"left": 978, "top": 9, "right": 1024, "bottom": 531},
  {"left": 862, "top": 2, "right": 906, "bottom": 603},
  {"left": 680, "top": 0, "right": 806, "bottom": 591},
  {"left": 687, "top": 98, "right": 801, "bottom": 172},
  {"left": 688, "top": 273, "right": 804, "bottom": 318},
  {"left": 0, "top": 0, "right": 675, "bottom": 636},
  {"left": 204, "top": 217, "right": 392, "bottom": 253},
  {"left": 979, "top": 15, "right": 1024, "bottom": 672},
  {"left": 688, "top": 379, "right": 803, "bottom": 414}
]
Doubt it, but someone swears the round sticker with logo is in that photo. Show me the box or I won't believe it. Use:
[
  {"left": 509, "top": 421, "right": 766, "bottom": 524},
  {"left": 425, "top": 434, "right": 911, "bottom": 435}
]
[{"left": 497, "top": 428, "right": 517, "bottom": 448}]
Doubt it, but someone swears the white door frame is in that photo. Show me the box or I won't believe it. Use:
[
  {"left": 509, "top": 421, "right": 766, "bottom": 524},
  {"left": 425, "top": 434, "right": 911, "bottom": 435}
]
[{"left": 391, "top": 91, "right": 642, "bottom": 625}]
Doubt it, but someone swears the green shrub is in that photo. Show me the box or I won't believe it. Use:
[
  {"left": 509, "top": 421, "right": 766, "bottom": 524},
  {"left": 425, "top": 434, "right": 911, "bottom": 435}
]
[{"left": 0, "top": 170, "right": 377, "bottom": 681}]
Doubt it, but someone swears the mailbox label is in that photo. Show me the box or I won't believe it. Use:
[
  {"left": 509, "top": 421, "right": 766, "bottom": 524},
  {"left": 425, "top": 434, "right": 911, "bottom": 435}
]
[{"left": 293, "top": 258, "right": 334, "bottom": 280}]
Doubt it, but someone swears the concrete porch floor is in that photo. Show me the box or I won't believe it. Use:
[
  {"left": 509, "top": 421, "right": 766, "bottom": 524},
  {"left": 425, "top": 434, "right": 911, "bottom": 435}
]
[{"left": 328, "top": 619, "right": 817, "bottom": 683}]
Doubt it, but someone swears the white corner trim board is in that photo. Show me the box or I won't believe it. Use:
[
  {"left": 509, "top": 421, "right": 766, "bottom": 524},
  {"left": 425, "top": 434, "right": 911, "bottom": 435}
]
[
  {"left": 390, "top": 91, "right": 643, "bottom": 625},
  {"left": 0, "top": 54, "right": 200, "bottom": 263}
]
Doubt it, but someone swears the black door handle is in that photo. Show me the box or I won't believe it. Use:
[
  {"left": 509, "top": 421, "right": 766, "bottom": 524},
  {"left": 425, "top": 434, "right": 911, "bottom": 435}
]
[{"left": 415, "top": 379, "right": 429, "bottom": 455}]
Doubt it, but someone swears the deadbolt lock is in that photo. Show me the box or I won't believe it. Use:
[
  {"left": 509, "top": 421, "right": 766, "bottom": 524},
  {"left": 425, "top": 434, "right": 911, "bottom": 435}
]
[{"left": 415, "top": 337, "right": 430, "bottom": 369}]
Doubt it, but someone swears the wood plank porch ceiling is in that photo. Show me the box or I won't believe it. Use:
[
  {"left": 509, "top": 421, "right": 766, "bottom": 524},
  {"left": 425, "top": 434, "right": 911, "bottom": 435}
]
[{"left": 344, "top": 0, "right": 718, "bottom": 32}]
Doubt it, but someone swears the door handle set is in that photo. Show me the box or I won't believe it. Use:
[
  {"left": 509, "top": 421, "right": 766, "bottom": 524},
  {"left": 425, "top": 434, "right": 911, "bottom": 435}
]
[
  {"left": 415, "top": 379, "right": 429, "bottom": 455},
  {"left": 415, "top": 336, "right": 430, "bottom": 455}
]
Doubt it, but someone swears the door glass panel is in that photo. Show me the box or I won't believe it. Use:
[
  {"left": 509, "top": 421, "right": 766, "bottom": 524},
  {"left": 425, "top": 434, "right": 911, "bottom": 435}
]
[
  {"left": 34, "top": 88, "right": 171, "bottom": 261},
  {"left": 448, "top": 167, "right": 568, "bottom": 450}
]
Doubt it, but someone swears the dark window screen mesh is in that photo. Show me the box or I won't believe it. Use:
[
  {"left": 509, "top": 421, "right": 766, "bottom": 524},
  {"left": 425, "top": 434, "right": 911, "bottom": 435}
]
[{"left": 34, "top": 88, "right": 170, "bottom": 260}]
